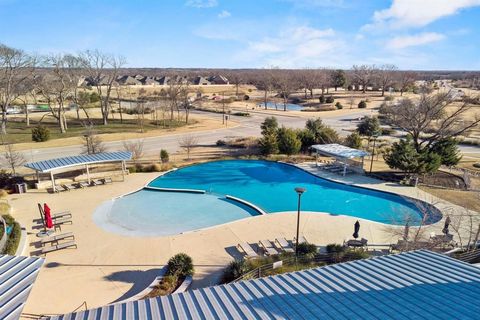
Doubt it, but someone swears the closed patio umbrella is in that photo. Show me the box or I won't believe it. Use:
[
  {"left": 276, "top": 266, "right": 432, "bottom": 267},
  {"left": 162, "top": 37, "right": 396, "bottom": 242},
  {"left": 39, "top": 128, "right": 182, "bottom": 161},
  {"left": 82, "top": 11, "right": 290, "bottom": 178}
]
[
  {"left": 442, "top": 216, "right": 451, "bottom": 235},
  {"left": 43, "top": 203, "right": 54, "bottom": 229},
  {"left": 353, "top": 220, "right": 360, "bottom": 239}
]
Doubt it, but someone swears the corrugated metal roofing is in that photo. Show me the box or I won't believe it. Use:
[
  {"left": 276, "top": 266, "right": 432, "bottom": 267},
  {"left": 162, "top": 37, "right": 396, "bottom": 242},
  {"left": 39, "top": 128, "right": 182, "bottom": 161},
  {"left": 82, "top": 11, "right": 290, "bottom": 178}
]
[
  {"left": 48, "top": 250, "right": 480, "bottom": 320},
  {"left": 0, "top": 255, "right": 44, "bottom": 320},
  {"left": 24, "top": 152, "right": 132, "bottom": 173},
  {"left": 311, "top": 143, "right": 369, "bottom": 159}
]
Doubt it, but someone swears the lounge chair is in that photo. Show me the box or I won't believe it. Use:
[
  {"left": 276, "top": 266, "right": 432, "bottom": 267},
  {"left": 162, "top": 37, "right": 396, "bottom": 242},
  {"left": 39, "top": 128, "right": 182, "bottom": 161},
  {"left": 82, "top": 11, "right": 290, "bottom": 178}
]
[
  {"left": 41, "top": 240, "right": 77, "bottom": 255},
  {"left": 91, "top": 179, "right": 103, "bottom": 186},
  {"left": 102, "top": 177, "right": 113, "bottom": 184},
  {"left": 293, "top": 235, "right": 308, "bottom": 245},
  {"left": 63, "top": 183, "right": 77, "bottom": 191},
  {"left": 78, "top": 181, "right": 90, "bottom": 188},
  {"left": 54, "top": 185, "right": 67, "bottom": 192},
  {"left": 275, "top": 238, "right": 294, "bottom": 253},
  {"left": 345, "top": 238, "right": 368, "bottom": 248},
  {"left": 259, "top": 240, "right": 279, "bottom": 256},
  {"left": 41, "top": 232, "right": 75, "bottom": 245},
  {"left": 237, "top": 242, "right": 258, "bottom": 259}
]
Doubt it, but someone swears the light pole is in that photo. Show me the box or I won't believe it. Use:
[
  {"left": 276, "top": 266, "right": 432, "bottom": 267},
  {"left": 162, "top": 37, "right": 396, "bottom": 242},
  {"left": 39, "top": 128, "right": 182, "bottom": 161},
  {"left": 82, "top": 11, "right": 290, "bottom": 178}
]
[{"left": 294, "top": 187, "right": 306, "bottom": 258}]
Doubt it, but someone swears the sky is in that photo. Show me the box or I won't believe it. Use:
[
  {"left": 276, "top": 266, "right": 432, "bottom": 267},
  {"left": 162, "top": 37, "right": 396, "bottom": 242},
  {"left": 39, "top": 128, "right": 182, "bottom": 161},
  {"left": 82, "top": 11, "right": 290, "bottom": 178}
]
[{"left": 0, "top": 0, "right": 479, "bottom": 70}]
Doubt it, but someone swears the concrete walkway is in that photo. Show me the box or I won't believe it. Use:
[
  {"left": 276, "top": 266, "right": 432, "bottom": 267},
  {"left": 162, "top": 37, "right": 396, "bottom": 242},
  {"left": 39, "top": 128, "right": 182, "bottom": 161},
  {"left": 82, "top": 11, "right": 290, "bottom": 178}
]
[{"left": 14, "top": 164, "right": 458, "bottom": 316}]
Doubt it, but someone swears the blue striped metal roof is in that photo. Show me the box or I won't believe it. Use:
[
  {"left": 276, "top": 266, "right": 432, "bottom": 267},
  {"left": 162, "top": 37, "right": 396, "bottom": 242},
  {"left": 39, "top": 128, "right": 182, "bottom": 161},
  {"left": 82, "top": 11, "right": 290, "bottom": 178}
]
[
  {"left": 0, "top": 255, "right": 44, "bottom": 320},
  {"left": 48, "top": 250, "right": 480, "bottom": 320},
  {"left": 24, "top": 152, "right": 132, "bottom": 173}
]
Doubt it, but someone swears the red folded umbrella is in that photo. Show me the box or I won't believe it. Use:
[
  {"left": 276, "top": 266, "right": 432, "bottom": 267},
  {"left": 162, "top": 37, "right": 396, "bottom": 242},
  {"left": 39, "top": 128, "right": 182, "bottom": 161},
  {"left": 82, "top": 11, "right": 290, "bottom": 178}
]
[{"left": 43, "top": 203, "right": 54, "bottom": 229}]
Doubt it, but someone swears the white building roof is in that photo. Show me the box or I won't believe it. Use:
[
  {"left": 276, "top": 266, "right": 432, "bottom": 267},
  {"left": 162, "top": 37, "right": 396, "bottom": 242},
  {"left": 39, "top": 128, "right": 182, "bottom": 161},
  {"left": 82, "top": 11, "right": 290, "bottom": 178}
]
[
  {"left": 311, "top": 143, "right": 369, "bottom": 159},
  {"left": 49, "top": 250, "right": 480, "bottom": 320}
]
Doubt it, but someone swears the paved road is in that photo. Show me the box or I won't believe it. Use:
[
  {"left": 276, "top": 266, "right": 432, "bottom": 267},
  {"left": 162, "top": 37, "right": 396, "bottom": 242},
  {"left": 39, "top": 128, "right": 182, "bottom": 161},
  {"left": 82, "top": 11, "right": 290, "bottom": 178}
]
[
  {"left": 19, "top": 108, "right": 479, "bottom": 163},
  {"left": 21, "top": 109, "right": 372, "bottom": 163}
]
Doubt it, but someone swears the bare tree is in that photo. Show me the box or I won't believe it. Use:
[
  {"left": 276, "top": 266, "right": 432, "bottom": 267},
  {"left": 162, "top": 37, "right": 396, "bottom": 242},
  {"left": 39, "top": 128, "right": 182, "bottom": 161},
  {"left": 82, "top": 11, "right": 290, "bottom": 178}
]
[
  {"left": 377, "top": 64, "right": 397, "bottom": 96},
  {"left": 179, "top": 134, "right": 198, "bottom": 160},
  {"left": 0, "top": 44, "right": 34, "bottom": 134},
  {"left": 396, "top": 71, "right": 417, "bottom": 96},
  {"left": 82, "top": 124, "right": 106, "bottom": 154},
  {"left": 122, "top": 139, "right": 144, "bottom": 162},
  {"left": 2, "top": 142, "right": 25, "bottom": 175},
  {"left": 381, "top": 91, "right": 480, "bottom": 152},
  {"left": 254, "top": 68, "right": 275, "bottom": 109},
  {"left": 272, "top": 70, "right": 298, "bottom": 111},
  {"left": 79, "top": 50, "right": 126, "bottom": 125},
  {"left": 37, "top": 54, "right": 78, "bottom": 133},
  {"left": 351, "top": 65, "right": 376, "bottom": 93}
]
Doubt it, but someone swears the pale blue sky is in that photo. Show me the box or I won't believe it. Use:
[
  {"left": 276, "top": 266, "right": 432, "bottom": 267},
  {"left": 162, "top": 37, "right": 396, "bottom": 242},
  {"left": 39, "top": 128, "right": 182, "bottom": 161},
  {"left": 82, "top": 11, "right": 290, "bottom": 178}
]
[{"left": 0, "top": 0, "right": 479, "bottom": 69}]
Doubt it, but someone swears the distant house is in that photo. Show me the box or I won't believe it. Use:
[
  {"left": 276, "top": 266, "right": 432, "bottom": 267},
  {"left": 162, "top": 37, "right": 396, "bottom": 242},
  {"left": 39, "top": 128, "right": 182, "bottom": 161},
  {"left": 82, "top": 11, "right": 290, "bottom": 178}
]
[
  {"left": 141, "top": 76, "right": 159, "bottom": 86},
  {"left": 192, "top": 76, "right": 211, "bottom": 85},
  {"left": 208, "top": 75, "right": 229, "bottom": 85},
  {"left": 156, "top": 76, "right": 170, "bottom": 86},
  {"left": 116, "top": 75, "right": 142, "bottom": 86}
]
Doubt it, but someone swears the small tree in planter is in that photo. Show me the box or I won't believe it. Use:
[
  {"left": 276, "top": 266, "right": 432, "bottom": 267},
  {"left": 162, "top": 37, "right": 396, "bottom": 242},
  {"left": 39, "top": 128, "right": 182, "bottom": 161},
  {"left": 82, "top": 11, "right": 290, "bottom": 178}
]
[
  {"left": 160, "top": 149, "right": 169, "bottom": 163},
  {"left": 358, "top": 100, "right": 367, "bottom": 108},
  {"left": 167, "top": 253, "right": 194, "bottom": 278}
]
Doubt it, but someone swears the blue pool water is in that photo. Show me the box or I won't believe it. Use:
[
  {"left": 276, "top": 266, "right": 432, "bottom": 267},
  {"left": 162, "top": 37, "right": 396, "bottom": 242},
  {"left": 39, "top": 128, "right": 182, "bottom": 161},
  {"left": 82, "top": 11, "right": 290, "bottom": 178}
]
[
  {"left": 259, "top": 102, "right": 304, "bottom": 111},
  {"left": 94, "top": 160, "right": 441, "bottom": 236},
  {"left": 93, "top": 190, "right": 259, "bottom": 236}
]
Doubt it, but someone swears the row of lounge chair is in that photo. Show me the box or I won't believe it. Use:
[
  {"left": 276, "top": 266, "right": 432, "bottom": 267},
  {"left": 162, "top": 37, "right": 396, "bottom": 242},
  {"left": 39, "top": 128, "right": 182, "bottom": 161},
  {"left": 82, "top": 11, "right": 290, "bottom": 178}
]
[
  {"left": 238, "top": 236, "right": 308, "bottom": 259},
  {"left": 37, "top": 203, "right": 78, "bottom": 255},
  {"left": 317, "top": 162, "right": 354, "bottom": 175},
  {"left": 55, "top": 177, "right": 112, "bottom": 192}
]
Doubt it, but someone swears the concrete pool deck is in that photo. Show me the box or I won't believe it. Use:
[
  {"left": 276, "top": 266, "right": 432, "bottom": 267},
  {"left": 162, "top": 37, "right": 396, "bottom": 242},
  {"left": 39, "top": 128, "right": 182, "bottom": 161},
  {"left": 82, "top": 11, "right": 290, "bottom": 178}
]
[{"left": 10, "top": 164, "right": 460, "bottom": 316}]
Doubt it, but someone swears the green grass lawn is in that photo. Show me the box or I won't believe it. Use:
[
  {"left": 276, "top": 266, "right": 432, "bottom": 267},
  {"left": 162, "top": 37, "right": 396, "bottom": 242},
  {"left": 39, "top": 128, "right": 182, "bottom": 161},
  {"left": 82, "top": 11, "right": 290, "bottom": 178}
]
[{"left": 2, "top": 117, "right": 192, "bottom": 144}]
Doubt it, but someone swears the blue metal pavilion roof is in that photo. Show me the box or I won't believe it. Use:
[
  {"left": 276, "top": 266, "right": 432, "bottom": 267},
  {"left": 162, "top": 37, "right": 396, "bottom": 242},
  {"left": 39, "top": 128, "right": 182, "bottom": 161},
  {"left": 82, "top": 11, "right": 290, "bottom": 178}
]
[
  {"left": 24, "top": 152, "right": 132, "bottom": 173},
  {"left": 48, "top": 250, "right": 480, "bottom": 320},
  {"left": 311, "top": 143, "right": 369, "bottom": 159},
  {"left": 0, "top": 255, "right": 44, "bottom": 320}
]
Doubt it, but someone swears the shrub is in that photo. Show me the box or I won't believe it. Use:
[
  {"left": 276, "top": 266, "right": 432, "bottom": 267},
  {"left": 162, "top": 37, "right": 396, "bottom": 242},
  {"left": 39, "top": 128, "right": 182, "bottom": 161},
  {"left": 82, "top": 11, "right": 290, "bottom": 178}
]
[
  {"left": 358, "top": 100, "right": 367, "bottom": 108},
  {"left": 0, "top": 202, "right": 11, "bottom": 215},
  {"left": 335, "top": 102, "right": 343, "bottom": 109},
  {"left": 345, "top": 132, "right": 362, "bottom": 149},
  {"left": 326, "top": 243, "right": 345, "bottom": 253},
  {"left": 31, "top": 126, "right": 50, "bottom": 142},
  {"left": 343, "top": 249, "right": 369, "bottom": 261},
  {"left": 2, "top": 215, "right": 20, "bottom": 255},
  {"left": 347, "top": 85, "right": 354, "bottom": 91},
  {"left": 380, "top": 127, "right": 395, "bottom": 136},
  {"left": 319, "top": 95, "right": 326, "bottom": 104},
  {"left": 128, "top": 166, "right": 137, "bottom": 174},
  {"left": 216, "top": 139, "right": 227, "bottom": 146},
  {"left": 142, "top": 163, "right": 162, "bottom": 172},
  {"left": 167, "top": 253, "right": 194, "bottom": 278},
  {"left": 473, "top": 163, "right": 480, "bottom": 168},
  {"left": 159, "top": 275, "right": 178, "bottom": 292},
  {"left": 384, "top": 95, "right": 394, "bottom": 101},
  {"left": 296, "top": 242, "right": 318, "bottom": 258},
  {"left": 277, "top": 127, "right": 301, "bottom": 155},
  {"left": 325, "top": 96, "right": 334, "bottom": 103},
  {"left": 222, "top": 259, "right": 249, "bottom": 283},
  {"left": 0, "top": 190, "right": 8, "bottom": 199},
  {"left": 232, "top": 112, "right": 250, "bottom": 117},
  {"left": 243, "top": 94, "right": 250, "bottom": 101},
  {"left": 160, "top": 149, "right": 169, "bottom": 163}
]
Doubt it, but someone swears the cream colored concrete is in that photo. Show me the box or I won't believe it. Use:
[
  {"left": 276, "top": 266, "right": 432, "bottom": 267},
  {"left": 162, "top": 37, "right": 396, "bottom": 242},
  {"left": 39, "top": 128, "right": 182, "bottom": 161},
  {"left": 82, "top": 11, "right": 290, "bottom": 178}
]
[{"left": 10, "top": 163, "right": 458, "bottom": 316}]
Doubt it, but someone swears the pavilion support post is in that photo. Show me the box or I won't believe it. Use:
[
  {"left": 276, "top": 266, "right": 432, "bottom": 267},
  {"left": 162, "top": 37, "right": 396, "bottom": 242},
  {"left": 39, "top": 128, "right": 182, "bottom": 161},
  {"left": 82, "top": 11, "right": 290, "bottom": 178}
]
[
  {"left": 36, "top": 171, "right": 40, "bottom": 183},
  {"left": 121, "top": 161, "right": 126, "bottom": 181},
  {"left": 86, "top": 164, "right": 91, "bottom": 184},
  {"left": 50, "top": 171, "right": 56, "bottom": 193}
]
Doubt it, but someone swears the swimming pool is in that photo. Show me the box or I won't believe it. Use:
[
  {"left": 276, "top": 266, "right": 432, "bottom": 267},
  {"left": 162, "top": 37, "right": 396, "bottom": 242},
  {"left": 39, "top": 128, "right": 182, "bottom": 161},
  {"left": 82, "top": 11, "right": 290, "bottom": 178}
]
[
  {"left": 94, "top": 160, "right": 441, "bottom": 236},
  {"left": 259, "top": 102, "right": 304, "bottom": 111}
]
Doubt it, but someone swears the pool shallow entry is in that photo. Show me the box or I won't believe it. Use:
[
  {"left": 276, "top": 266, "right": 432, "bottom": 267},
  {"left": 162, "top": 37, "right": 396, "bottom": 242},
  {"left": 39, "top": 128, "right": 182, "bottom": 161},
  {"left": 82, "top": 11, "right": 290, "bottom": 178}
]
[
  {"left": 93, "top": 189, "right": 260, "bottom": 237},
  {"left": 94, "top": 160, "right": 441, "bottom": 237}
]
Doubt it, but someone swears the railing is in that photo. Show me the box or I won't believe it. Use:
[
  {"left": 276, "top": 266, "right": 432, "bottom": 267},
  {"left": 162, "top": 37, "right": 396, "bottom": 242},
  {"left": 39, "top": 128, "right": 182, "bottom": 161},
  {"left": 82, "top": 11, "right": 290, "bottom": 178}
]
[{"left": 233, "top": 252, "right": 366, "bottom": 282}]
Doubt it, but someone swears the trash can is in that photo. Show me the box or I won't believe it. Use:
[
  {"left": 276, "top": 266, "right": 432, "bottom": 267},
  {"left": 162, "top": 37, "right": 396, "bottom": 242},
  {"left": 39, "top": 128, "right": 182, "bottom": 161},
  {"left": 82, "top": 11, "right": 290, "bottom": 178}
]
[{"left": 14, "top": 183, "right": 27, "bottom": 194}]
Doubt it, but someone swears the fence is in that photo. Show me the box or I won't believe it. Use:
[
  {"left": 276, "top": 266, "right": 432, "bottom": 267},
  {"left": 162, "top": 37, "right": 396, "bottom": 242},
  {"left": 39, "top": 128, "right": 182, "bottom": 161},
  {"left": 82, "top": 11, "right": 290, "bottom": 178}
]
[{"left": 233, "top": 252, "right": 366, "bottom": 283}]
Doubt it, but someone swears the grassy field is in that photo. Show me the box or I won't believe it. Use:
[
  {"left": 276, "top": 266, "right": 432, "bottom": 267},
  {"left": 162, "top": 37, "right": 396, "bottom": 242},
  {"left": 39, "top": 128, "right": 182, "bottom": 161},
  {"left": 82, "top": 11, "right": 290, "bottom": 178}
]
[{"left": 3, "top": 115, "right": 191, "bottom": 144}]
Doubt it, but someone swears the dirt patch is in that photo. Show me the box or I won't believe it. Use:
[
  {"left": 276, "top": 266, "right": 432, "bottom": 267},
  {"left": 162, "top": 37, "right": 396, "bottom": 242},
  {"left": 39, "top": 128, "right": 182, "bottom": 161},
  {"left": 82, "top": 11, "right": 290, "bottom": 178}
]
[{"left": 419, "top": 186, "right": 480, "bottom": 213}]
